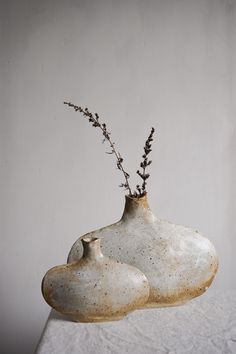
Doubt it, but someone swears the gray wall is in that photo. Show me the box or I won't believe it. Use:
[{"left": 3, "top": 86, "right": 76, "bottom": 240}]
[{"left": 1, "top": 0, "right": 235, "bottom": 353}]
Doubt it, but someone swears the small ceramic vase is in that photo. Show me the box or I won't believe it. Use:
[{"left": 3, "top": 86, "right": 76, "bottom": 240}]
[
  {"left": 42, "top": 236, "right": 150, "bottom": 322},
  {"left": 68, "top": 194, "right": 218, "bottom": 307}
]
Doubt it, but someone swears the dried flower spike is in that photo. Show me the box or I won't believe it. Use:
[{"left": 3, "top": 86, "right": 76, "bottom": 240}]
[
  {"left": 64, "top": 101, "right": 132, "bottom": 195},
  {"left": 136, "top": 127, "right": 155, "bottom": 197}
]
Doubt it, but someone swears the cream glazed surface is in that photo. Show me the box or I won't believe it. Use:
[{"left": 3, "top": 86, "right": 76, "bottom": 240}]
[
  {"left": 68, "top": 194, "right": 218, "bottom": 307},
  {"left": 42, "top": 237, "right": 150, "bottom": 322}
]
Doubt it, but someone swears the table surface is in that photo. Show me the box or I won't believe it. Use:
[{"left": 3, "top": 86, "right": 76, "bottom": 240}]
[{"left": 36, "top": 290, "right": 236, "bottom": 354}]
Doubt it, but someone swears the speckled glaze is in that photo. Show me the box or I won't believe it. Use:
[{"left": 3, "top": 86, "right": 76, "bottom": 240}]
[
  {"left": 68, "top": 194, "right": 218, "bottom": 307},
  {"left": 42, "top": 237, "right": 150, "bottom": 322}
]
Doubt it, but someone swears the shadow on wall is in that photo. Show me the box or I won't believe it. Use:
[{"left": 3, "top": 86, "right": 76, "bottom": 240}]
[
  {"left": 229, "top": 117, "right": 236, "bottom": 289},
  {"left": 1, "top": 328, "right": 42, "bottom": 354}
]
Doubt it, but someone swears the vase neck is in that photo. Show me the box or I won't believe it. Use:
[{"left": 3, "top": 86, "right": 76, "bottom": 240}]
[
  {"left": 82, "top": 237, "right": 104, "bottom": 260},
  {"left": 121, "top": 194, "right": 156, "bottom": 222}
]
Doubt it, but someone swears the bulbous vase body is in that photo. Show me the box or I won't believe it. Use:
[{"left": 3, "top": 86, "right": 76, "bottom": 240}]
[
  {"left": 68, "top": 195, "right": 218, "bottom": 307},
  {"left": 42, "top": 237, "right": 150, "bottom": 322}
]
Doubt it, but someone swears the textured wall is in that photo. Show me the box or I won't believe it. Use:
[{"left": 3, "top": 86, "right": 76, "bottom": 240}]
[{"left": 1, "top": 0, "right": 235, "bottom": 353}]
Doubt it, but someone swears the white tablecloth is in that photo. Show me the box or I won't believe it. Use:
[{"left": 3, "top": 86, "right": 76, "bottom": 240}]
[{"left": 36, "top": 290, "right": 236, "bottom": 354}]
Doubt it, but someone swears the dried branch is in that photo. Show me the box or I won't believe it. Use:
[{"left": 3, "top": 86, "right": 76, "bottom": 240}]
[{"left": 64, "top": 101, "right": 132, "bottom": 195}]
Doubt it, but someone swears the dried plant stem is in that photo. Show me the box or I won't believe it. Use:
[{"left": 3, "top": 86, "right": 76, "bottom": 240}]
[
  {"left": 64, "top": 101, "right": 132, "bottom": 195},
  {"left": 135, "top": 127, "right": 155, "bottom": 197}
]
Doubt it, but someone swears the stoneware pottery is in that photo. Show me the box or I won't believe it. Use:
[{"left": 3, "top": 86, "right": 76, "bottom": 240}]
[
  {"left": 68, "top": 194, "right": 218, "bottom": 308},
  {"left": 42, "top": 236, "right": 150, "bottom": 322}
]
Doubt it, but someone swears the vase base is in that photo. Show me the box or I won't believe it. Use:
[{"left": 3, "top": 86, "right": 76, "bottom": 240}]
[
  {"left": 69, "top": 314, "right": 126, "bottom": 323},
  {"left": 139, "top": 300, "right": 188, "bottom": 309}
]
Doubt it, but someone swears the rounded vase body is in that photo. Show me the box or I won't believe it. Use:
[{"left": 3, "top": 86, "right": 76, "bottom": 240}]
[
  {"left": 68, "top": 195, "right": 218, "bottom": 307},
  {"left": 42, "top": 237, "right": 150, "bottom": 322}
]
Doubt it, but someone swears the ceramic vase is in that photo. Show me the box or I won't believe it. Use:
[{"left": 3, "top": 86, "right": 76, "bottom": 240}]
[
  {"left": 42, "top": 236, "right": 150, "bottom": 322},
  {"left": 68, "top": 194, "right": 218, "bottom": 307}
]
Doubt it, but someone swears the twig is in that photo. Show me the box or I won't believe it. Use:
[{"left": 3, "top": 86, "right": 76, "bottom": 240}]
[{"left": 64, "top": 101, "right": 132, "bottom": 195}]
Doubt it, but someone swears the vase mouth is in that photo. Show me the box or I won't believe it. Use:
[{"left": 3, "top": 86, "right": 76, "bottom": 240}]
[
  {"left": 81, "top": 236, "right": 103, "bottom": 260},
  {"left": 125, "top": 192, "right": 148, "bottom": 201},
  {"left": 121, "top": 192, "right": 155, "bottom": 222},
  {"left": 124, "top": 192, "right": 149, "bottom": 210},
  {"left": 82, "top": 236, "right": 99, "bottom": 244}
]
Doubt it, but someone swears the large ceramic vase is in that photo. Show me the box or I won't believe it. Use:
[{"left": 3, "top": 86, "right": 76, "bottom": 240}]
[
  {"left": 42, "top": 236, "right": 149, "bottom": 322},
  {"left": 68, "top": 194, "right": 218, "bottom": 307}
]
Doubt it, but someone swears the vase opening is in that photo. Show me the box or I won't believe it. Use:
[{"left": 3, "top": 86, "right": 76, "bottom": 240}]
[
  {"left": 121, "top": 193, "right": 156, "bottom": 222},
  {"left": 82, "top": 236, "right": 103, "bottom": 260}
]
